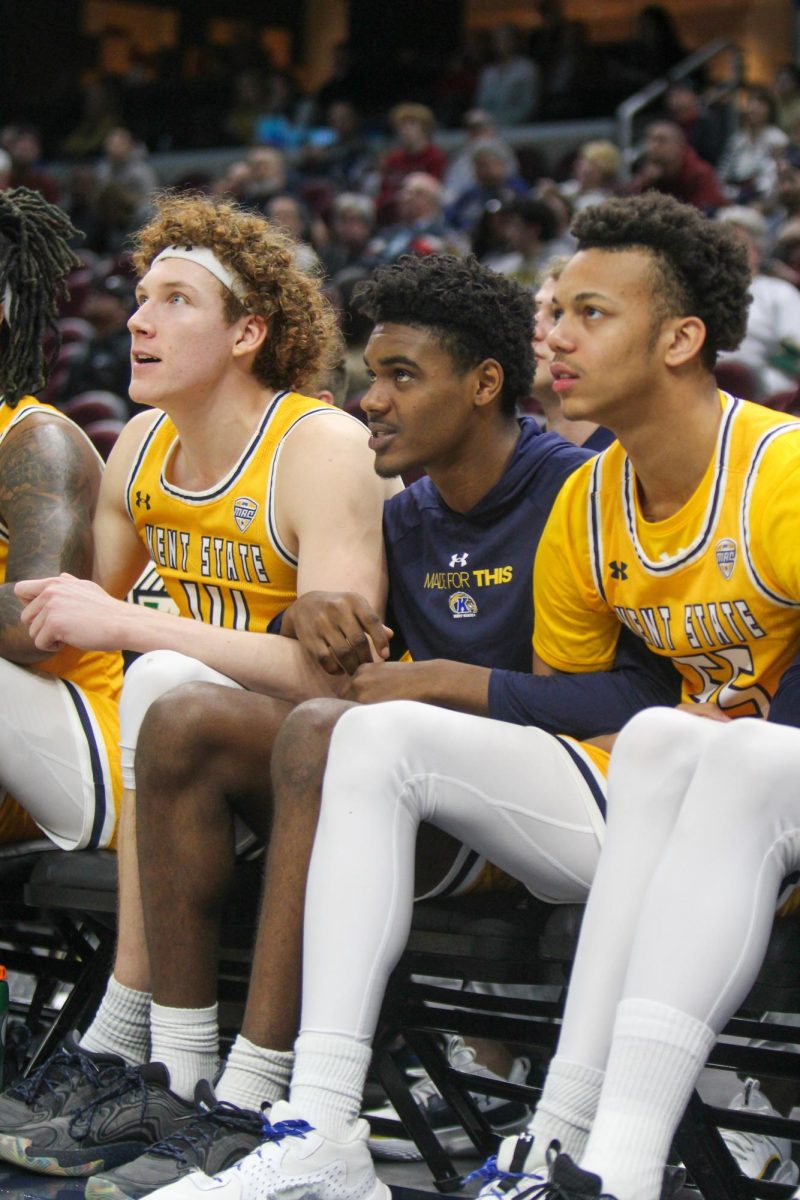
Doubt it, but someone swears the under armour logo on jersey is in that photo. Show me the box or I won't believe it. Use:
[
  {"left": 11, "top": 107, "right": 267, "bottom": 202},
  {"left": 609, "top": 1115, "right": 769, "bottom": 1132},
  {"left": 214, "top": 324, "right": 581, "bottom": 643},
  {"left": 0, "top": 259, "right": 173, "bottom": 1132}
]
[
  {"left": 609, "top": 560, "right": 628, "bottom": 581},
  {"left": 135, "top": 491, "right": 151, "bottom": 511},
  {"left": 449, "top": 552, "right": 469, "bottom": 568}
]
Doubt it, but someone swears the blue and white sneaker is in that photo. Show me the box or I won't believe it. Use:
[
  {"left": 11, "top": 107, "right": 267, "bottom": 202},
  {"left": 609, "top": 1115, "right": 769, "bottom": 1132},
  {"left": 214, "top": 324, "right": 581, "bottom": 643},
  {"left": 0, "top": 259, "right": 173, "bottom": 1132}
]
[
  {"left": 721, "top": 1078, "right": 799, "bottom": 1185},
  {"left": 470, "top": 1130, "right": 548, "bottom": 1198},
  {"left": 142, "top": 1101, "right": 390, "bottom": 1200}
]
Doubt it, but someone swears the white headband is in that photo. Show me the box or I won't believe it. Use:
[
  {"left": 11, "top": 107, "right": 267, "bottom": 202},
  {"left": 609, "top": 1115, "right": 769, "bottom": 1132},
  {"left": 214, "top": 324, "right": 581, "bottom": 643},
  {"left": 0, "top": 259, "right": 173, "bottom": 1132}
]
[{"left": 152, "top": 244, "right": 249, "bottom": 304}]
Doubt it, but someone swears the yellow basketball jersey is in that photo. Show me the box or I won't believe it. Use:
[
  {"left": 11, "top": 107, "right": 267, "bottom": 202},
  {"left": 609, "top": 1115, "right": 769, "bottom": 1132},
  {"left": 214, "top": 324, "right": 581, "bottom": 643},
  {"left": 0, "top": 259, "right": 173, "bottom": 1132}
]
[
  {"left": 0, "top": 396, "right": 123, "bottom": 843},
  {"left": 124, "top": 390, "right": 336, "bottom": 631},
  {"left": 534, "top": 394, "right": 800, "bottom": 717}
]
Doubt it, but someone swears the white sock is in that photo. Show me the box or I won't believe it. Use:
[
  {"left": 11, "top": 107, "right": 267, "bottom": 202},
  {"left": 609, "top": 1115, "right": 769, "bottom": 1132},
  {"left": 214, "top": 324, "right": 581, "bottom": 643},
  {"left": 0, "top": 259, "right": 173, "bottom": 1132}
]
[
  {"left": 150, "top": 1000, "right": 220, "bottom": 1101},
  {"left": 289, "top": 1031, "right": 372, "bottom": 1140},
  {"left": 215, "top": 1034, "right": 293, "bottom": 1111},
  {"left": 528, "top": 1055, "right": 605, "bottom": 1164},
  {"left": 581, "top": 998, "right": 716, "bottom": 1200},
  {"left": 80, "top": 975, "right": 151, "bottom": 1065}
]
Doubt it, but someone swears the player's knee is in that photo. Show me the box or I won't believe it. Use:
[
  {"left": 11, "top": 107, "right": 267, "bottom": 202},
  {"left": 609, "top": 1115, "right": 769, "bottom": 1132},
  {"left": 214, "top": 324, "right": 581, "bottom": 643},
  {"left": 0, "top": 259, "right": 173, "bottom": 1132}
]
[
  {"left": 322, "top": 700, "right": 428, "bottom": 800},
  {"left": 271, "top": 697, "right": 353, "bottom": 801},
  {"left": 610, "top": 706, "right": 716, "bottom": 803},
  {"left": 120, "top": 650, "right": 213, "bottom": 750},
  {"left": 135, "top": 681, "right": 228, "bottom": 803}
]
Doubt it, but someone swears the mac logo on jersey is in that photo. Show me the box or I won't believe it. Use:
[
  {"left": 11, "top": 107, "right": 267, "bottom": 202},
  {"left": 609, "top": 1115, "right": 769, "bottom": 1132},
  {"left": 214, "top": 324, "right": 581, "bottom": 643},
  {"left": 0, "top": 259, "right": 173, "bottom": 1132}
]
[
  {"left": 233, "top": 497, "right": 258, "bottom": 532},
  {"left": 449, "top": 552, "right": 469, "bottom": 568},
  {"left": 715, "top": 538, "right": 736, "bottom": 580},
  {"left": 449, "top": 590, "right": 478, "bottom": 618}
]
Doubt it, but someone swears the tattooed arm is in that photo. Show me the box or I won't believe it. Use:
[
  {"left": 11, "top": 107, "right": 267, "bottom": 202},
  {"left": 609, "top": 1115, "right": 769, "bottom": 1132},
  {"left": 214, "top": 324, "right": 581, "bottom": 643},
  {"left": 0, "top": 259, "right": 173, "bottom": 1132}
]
[{"left": 0, "top": 413, "right": 102, "bottom": 664}]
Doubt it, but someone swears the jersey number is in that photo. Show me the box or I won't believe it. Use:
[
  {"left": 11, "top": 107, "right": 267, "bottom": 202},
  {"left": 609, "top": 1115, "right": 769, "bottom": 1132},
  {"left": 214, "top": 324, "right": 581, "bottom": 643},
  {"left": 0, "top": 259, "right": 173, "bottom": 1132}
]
[
  {"left": 674, "top": 646, "right": 770, "bottom": 718},
  {"left": 180, "top": 582, "right": 251, "bottom": 630}
]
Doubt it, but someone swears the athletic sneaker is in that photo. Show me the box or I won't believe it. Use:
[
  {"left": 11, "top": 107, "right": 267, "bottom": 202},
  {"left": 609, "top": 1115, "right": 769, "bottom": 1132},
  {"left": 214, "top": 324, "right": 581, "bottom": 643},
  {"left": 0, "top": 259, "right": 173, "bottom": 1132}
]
[
  {"left": 0, "top": 1033, "right": 132, "bottom": 1156},
  {"left": 367, "top": 1036, "right": 531, "bottom": 1160},
  {"left": 721, "top": 1077, "right": 799, "bottom": 1185},
  {"left": 141, "top": 1101, "right": 390, "bottom": 1200},
  {"left": 85, "top": 1082, "right": 268, "bottom": 1200},
  {"left": 0, "top": 1061, "right": 195, "bottom": 1176},
  {"left": 512, "top": 1153, "right": 684, "bottom": 1200},
  {"left": 470, "top": 1129, "right": 547, "bottom": 1197}
]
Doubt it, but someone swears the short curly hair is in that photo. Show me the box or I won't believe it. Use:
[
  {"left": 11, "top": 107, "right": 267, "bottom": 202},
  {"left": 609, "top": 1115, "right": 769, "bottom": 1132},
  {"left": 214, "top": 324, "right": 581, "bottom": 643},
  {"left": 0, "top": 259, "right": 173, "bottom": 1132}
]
[
  {"left": 131, "top": 191, "right": 338, "bottom": 393},
  {"left": 571, "top": 193, "right": 751, "bottom": 368},
  {"left": 354, "top": 254, "right": 534, "bottom": 416}
]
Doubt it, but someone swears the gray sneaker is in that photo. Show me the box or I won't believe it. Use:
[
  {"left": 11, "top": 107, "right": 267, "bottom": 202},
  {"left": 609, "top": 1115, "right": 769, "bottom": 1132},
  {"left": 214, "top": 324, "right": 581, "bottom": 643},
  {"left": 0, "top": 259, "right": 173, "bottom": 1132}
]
[
  {"left": 0, "top": 1061, "right": 195, "bottom": 1176},
  {"left": 85, "top": 1082, "right": 268, "bottom": 1200},
  {"left": 0, "top": 1034, "right": 129, "bottom": 1149}
]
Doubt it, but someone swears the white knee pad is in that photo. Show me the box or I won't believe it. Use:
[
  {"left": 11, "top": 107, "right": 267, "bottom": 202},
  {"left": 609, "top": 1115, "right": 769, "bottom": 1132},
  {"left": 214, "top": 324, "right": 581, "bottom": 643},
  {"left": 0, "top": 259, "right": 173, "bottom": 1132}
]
[{"left": 119, "top": 650, "right": 240, "bottom": 789}]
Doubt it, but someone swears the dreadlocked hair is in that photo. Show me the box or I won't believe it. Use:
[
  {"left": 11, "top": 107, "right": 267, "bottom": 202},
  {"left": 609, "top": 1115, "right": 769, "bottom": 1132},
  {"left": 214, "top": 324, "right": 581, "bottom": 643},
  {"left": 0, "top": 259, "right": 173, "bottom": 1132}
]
[{"left": 0, "top": 188, "right": 82, "bottom": 406}]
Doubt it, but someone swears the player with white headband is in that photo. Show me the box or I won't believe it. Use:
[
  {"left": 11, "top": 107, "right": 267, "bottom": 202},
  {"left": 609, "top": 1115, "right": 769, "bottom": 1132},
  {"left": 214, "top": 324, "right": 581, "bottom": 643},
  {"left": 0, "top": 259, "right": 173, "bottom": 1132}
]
[{"left": 5, "top": 191, "right": 395, "bottom": 1173}]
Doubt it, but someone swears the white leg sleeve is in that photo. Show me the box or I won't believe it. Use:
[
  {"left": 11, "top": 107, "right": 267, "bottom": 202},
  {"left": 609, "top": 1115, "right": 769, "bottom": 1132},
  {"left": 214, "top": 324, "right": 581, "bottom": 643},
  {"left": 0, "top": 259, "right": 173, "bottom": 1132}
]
[
  {"left": 0, "top": 657, "right": 117, "bottom": 849},
  {"left": 300, "top": 700, "right": 606, "bottom": 1044},
  {"left": 622, "top": 717, "right": 800, "bottom": 1030},
  {"left": 555, "top": 708, "right": 728, "bottom": 1069},
  {"left": 119, "top": 650, "right": 242, "bottom": 790}
]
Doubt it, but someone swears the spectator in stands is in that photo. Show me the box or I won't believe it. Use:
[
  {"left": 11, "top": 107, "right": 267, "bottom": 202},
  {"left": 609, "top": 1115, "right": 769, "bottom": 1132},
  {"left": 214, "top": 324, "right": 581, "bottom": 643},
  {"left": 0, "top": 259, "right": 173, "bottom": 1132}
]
[
  {"left": 558, "top": 140, "right": 622, "bottom": 212},
  {"left": 5, "top": 126, "right": 59, "bottom": 205},
  {"left": 376, "top": 103, "right": 447, "bottom": 225},
  {"left": 95, "top": 127, "right": 158, "bottom": 204},
  {"left": 630, "top": 3, "right": 689, "bottom": 81},
  {"left": 665, "top": 82, "right": 726, "bottom": 166},
  {"left": 448, "top": 139, "right": 528, "bottom": 233},
  {"left": 774, "top": 64, "right": 800, "bottom": 135},
  {"left": 61, "top": 79, "right": 122, "bottom": 160},
  {"left": 475, "top": 24, "right": 539, "bottom": 126},
  {"left": 370, "top": 172, "right": 457, "bottom": 264},
  {"left": 442, "top": 108, "right": 518, "bottom": 205},
  {"left": 0, "top": 188, "right": 122, "bottom": 853},
  {"left": 264, "top": 194, "right": 322, "bottom": 275},
  {"left": 241, "top": 146, "right": 296, "bottom": 211},
  {"left": 320, "top": 192, "right": 376, "bottom": 279},
  {"left": 299, "top": 101, "right": 373, "bottom": 194},
  {"left": 719, "top": 85, "right": 788, "bottom": 203},
  {"left": 210, "top": 159, "right": 253, "bottom": 203},
  {"left": 61, "top": 274, "right": 137, "bottom": 414},
  {"left": 485, "top": 196, "right": 558, "bottom": 286},
  {"left": 626, "top": 119, "right": 726, "bottom": 212},
  {"left": 715, "top": 205, "right": 800, "bottom": 398}
]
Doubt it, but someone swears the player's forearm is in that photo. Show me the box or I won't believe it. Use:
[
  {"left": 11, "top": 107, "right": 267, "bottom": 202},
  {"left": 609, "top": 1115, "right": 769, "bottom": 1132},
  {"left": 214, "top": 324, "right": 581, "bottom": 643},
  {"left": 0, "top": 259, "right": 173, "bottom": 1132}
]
[
  {"left": 418, "top": 659, "right": 491, "bottom": 714},
  {"left": 0, "top": 586, "right": 53, "bottom": 665},
  {"left": 109, "top": 605, "right": 339, "bottom": 702}
]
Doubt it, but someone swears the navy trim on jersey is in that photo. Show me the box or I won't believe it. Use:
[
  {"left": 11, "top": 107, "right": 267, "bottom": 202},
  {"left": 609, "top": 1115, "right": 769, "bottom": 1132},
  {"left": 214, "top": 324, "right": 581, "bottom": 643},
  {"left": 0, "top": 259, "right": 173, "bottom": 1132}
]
[
  {"left": 742, "top": 422, "right": 800, "bottom": 609},
  {"left": 588, "top": 453, "right": 607, "bottom": 603},
  {"left": 62, "top": 680, "right": 108, "bottom": 850},
  {"left": 125, "top": 411, "right": 169, "bottom": 521},
  {"left": 554, "top": 735, "right": 606, "bottom": 818},
  {"left": 266, "top": 406, "right": 344, "bottom": 568},
  {"left": 159, "top": 391, "right": 289, "bottom": 505},
  {"left": 621, "top": 395, "right": 739, "bottom": 576}
]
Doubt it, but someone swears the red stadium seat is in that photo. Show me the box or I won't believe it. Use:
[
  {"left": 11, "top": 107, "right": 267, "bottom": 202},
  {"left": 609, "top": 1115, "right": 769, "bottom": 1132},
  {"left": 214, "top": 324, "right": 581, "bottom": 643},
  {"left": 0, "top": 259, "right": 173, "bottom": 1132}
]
[
  {"left": 57, "top": 316, "right": 95, "bottom": 345},
  {"left": 83, "top": 417, "right": 126, "bottom": 460},
  {"left": 61, "top": 390, "right": 130, "bottom": 426}
]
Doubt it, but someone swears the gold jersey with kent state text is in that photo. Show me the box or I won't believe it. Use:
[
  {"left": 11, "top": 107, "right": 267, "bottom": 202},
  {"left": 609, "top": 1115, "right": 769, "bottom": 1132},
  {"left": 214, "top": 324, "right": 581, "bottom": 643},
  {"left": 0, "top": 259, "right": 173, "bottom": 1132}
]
[
  {"left": 0, "top": 396, "right": 123, "bottom": 843},
  {"left": 534, "top": 394, "right": 800, "bottom": 716},
  {"left": 125, "top": 390, "right": 333, "bottom": 630}
]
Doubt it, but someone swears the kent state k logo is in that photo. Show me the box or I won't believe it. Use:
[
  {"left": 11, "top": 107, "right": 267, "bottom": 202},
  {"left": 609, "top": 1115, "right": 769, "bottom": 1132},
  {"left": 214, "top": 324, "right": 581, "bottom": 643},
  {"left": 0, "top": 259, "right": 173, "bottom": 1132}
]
[
  {"left": 609, "top": 560, "right": 628, "bottom": 581},
  {"left": 135, "top": 491, "right": 151, "bottom": 511}
]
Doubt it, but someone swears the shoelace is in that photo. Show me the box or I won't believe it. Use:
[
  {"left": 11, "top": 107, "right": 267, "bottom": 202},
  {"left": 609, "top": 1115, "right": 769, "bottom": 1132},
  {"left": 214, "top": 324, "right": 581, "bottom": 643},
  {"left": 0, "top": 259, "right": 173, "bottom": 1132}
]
[
  {"left": 68, "top": 1064, "right": 151, "bottom": 1139},
  {"left": 10, "top": 1049, "right": 122, "bottom": 1108},
  {"left": 149, "top": 1102, "right": 268, "bottom": 1164},
  {"left": 224, "top": 1116, "right": 315, "bottom": 1179}
]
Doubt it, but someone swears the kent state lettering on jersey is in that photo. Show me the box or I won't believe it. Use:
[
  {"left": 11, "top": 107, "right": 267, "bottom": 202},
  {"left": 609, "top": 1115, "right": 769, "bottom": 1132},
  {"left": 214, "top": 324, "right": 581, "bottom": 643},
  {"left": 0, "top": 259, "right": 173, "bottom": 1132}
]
[
  {"left": 534, "top": 395, "right": 800, "bottom": 717},
  {"left": 125, "top": 391, "right": 336, "bottom": 631}
]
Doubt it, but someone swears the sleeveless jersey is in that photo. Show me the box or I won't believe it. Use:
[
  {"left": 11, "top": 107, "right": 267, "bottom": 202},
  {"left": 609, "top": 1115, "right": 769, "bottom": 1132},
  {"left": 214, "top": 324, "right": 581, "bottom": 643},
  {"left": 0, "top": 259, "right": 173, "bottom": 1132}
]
[
  {"left": 534, "top": 394, "right": 800, "bottom": 718},
  {"left": 124, "top": 391, "right": 334, "bottom": 632},
  {"left": 0, "top": 396, "right": 123, "bottom": 844}
]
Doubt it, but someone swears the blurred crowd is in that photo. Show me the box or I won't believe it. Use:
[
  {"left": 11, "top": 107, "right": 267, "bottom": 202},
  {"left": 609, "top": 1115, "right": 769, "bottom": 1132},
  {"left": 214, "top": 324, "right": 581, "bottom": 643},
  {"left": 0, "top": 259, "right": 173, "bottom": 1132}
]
[{"left": 3, "top": 1, "right": 800, "bottom": 435}]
